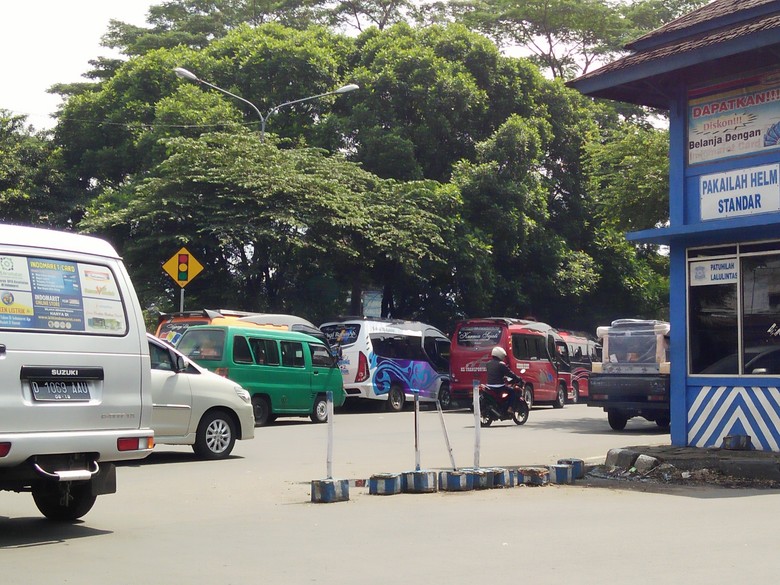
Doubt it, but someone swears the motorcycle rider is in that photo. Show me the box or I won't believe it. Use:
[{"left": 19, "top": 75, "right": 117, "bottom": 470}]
[{"left": 485, "top": 346, "right": 521, "bottom": 412}]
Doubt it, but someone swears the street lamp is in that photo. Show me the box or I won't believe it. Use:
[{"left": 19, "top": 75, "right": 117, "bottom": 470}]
[{"left": 173, "top": 67, "right": 358, "bottom": 142}]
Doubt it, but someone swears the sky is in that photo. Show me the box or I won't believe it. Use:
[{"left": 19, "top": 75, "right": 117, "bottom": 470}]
[{"left": 2, "top": 1, "right": 156, "bottom": 130}]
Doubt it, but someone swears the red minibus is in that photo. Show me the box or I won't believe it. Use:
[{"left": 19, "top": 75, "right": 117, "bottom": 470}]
[
  {"left": 557, "top": 330, "right": 602, "bottom": 403},
  {"left": 449, "top": 318, "right": 572, "bottom": 409}
]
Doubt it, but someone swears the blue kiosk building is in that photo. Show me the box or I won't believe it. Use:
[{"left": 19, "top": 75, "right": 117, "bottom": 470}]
[{"left": 571, "top": 0, "right": 780, "bottom": 450}]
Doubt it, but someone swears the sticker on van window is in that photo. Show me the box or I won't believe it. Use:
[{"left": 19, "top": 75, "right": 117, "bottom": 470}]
[
  {"left": 0, "top": 255, "right": 126, "bottom": 334},
  {"left": 322, "top": 324, "right": 360, "bottom": 346},
  {"left": 457, "top": 326, "right": 502, "bottom": 347}
]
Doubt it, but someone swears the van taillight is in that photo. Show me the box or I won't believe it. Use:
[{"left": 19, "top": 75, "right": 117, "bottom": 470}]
[
  {"left": 0, "top": 442, "right": 10, "bottom": 457},
  {"left": 118, "top": 436, "right": 154, "bottom": 451},
  {"left": 215, "top": 367, "right": 229, "bottom": 377},
  {"left": 355, "top": 352, "right": 370, "bottom": 383}
]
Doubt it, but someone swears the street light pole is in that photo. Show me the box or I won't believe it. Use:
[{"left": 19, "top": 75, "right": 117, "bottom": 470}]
[{"left": 173, "top": 67, "right": 358, "bottom": 142}]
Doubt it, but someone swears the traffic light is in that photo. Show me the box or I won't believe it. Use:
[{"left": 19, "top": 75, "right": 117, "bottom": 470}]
[{"left": 178, "top": 253, "right": 189, "bottom": 282}]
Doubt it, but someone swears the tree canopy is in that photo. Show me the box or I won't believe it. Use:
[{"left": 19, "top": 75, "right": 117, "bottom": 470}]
[{"left": 0, "top": 2, "right": 682, "bottom": 333}]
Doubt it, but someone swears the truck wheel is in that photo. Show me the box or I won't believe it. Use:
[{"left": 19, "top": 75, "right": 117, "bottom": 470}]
[
  {"left": 386, "top": 385, "right": 405, "bottom": 412},
  {"left": 310, "top": 395, "right": 328, "bottom": 423},
  {"left": 32, "top": 481, "right": 97, "bottom": 521},
  {"left": 523, "top": 385, "right": 534, "bottom": 409},
  {"left": 553, "top": 384, "right": 566, "bottom": 409},
  {"left": 608, "top": 410, "right": 629, "bottom": 430},
  {"left": 252, "top": 395, "right": 274, "bottom": 426},
  {"left": 193, "top": 410, "right": 236, "bottom": 459},
  {"left": 570, "top": 382, "right": 579, "bottom": 404}
]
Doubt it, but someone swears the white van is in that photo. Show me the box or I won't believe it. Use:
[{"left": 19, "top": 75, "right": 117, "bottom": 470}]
[
  {"left": 320, "top": 318, "right": 451, "bottom": 411},
  {"left": 0, "top": 225, "right": 154, "bottom": 520}
]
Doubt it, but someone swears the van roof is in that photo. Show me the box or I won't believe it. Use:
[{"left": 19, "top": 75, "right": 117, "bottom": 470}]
[
  {"left": 321, "top": 318, "right": 446, "bottom": 337},
  {"left": 239, "top": 314, "right": 316, "bottom": 328},
  {"left": 455, "top": 317, "right": 536, "bottom": 327},
  {"left": 183, "top": 324, "right": 327, "bottom": 344},
  {"left": 0, "top": 224, "right": 120, "bottom": 258}
]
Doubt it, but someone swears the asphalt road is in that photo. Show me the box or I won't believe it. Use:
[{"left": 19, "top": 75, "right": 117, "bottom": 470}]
[{"left": 2, "top": 403, "right": 780, "bottom": 584}]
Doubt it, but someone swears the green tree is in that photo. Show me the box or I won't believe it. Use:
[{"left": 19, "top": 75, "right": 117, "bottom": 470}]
[
  {"left": 79, "top": 130, "right": 452, "bottom": 322},
  {"left": 0, "top": 111, "right": 69, "bottom": 226},
  {"left": 584, "top": 122, "right": 670, "bottom": 233},
  {"left": 447, "top": 0, "right": 709, "bottom": 79},
  {"left": 344, "top": 23, "right": 548, "bottom": 182}
]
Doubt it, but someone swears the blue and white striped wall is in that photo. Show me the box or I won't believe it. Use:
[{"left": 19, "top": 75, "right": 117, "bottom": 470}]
[{"left": 687, "top": 385, "right": 780, "bottom": 450}]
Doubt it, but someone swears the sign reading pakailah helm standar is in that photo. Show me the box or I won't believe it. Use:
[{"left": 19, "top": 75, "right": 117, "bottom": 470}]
[{"left": 700, "top": 163, "right": 780, "bottom": 221}]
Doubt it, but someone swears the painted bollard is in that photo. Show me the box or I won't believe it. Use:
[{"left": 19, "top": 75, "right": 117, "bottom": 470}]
[
  {"left": 491, "top": 468, "right": 514, "bottom": 488},
  {"left": 557, "top": 458, "right": 585, "bottom": 479},
  {"left": 548, "top": 464, "right": 574, "bottom": 484},
  {"left": 311, "top": 479, "right": 350, "bottom": 503},
  {"left": 369, "top": 473, "right": 403, "bottom": 495},
  {"left": 402, "top": 470, "right": 437, "bottom": 493},
  {"left": 439, "top": 470, "right": 475, "bottom": 492},
  {"left": 517, "top": 466, "right": 549, "bottom": 486},
  {"left": 466, "top": 468, "right": 498, "bottom": 489}
]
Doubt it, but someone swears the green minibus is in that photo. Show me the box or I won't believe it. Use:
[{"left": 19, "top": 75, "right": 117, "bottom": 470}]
[{"left": 177, "top": 325, "right": 345, "bottom": 425}]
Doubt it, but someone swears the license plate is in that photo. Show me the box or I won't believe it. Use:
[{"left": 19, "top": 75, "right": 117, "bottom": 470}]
[{"left": 30, "top": 379, "right": 92, "bottom": 401}]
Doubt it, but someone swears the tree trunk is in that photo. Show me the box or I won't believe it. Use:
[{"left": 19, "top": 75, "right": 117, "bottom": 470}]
[{"left": 350, "top": 276, "right": 362, "bottom": 316}]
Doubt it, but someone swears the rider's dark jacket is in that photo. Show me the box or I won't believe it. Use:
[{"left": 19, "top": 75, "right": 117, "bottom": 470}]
[{"left": 485, "top": 357, "right": 521, "bottom": 387}]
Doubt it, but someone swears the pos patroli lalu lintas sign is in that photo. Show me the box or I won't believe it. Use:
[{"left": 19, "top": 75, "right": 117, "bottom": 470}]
[{"left": 162, "top": 248, "right": 204, "bottom": 288}]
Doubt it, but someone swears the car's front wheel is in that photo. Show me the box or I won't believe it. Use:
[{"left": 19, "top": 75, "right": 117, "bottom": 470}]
[
  {"left": 193, "top": 410, "right": 237, "bottom": 459},
  {"left": 553, "top": 384, "right": 566, "bottom": 409}
]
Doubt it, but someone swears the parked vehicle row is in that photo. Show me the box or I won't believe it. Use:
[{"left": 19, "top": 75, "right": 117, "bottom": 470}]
[{"left": 163, "top": 312, "right": 604, "bottom": 415}]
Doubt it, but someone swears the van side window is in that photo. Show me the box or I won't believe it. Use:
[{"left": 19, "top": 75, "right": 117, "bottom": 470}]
[
  {"left": 233, "top": 336, "right": 253, "bottom": 364},
  {"left": 248, "top": 338, "right": 280, "bottom": 366},
  {"left": 423, "top": 337, "right": 450, "bottom": 372},
  {"left": 281, "top": 341, "right": 305, "bottom": 367},
  {"left": 310, "top": 344, "right": 333, "bottom": 367}
]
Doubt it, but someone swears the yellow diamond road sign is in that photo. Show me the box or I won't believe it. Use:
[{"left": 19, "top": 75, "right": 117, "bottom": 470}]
[{"left": 163, "top": 247, "right": 204, "bottom": 287}]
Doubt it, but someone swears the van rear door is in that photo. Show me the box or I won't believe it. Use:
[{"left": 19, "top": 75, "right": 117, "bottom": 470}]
[{"left": 0, "top": 250, "right": 148, "bottom": 434}]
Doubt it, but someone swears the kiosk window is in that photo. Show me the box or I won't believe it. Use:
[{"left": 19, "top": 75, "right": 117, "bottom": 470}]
[{"left": 689, "top": 244, "right": 780, "bottom": 375}]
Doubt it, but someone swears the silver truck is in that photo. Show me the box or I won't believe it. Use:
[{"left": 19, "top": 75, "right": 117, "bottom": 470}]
[{"left": 587, "top": 319, "right": 671, "bottom": 430}]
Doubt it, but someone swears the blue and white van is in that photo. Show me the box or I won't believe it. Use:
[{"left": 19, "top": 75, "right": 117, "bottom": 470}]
[{"left": 320, "top": 318, "right": 451, "bottom": 411}]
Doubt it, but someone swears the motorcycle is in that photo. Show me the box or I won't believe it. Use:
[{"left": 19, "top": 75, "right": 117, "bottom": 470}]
[{"left": 478, "top": 382, "right": 529, "bottom": 427}]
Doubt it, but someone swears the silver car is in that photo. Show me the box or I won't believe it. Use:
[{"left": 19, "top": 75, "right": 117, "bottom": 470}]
[{"left": 148, "top": 334, "right": 255, "bottom": 459}]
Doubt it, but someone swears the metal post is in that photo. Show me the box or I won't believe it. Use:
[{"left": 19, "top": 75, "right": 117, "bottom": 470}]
[
  {"left": 326, "top": 391, "right": 334, "bottom": 479},
  {"left": 179, "top": 288, "right": 185, "bottom": 313},
  {"left": 473, "top": 379, "right": 481, "bottom": 469},
  {"left": 414, "top": 393, "right": 421, "bottom": 471},
  {"left": 436, "top": 399, "right": 457, "bottom": 470}
]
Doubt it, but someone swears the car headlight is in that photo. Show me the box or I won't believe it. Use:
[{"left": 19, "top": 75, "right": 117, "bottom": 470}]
[{"left": 235, "top": 387, "right": 251, "bottom": 404}]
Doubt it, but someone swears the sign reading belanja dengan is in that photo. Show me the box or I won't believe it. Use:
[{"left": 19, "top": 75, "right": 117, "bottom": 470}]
[
  {"left": 700, "top": 163, "right": 780, "bottom": 221},
  {"left": 688, "top": 68, "right": 780, "bottom": 165}
]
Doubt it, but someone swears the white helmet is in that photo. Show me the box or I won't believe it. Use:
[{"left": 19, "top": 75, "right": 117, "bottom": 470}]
[{"left": 491, "top": 346, "right": 507, "bottom": 359}]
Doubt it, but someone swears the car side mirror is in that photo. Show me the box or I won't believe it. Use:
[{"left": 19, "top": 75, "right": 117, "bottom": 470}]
[
  {"left": 752, "top": 367, "right": 768, "bottom": 375},
  {"left": 174, "top": 354, "right": 188, "bottom": 373}
]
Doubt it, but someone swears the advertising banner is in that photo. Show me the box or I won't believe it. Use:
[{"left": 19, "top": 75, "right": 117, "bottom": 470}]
[{"left": 688, "top": 69, "right": 780, "bottom": 165}]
